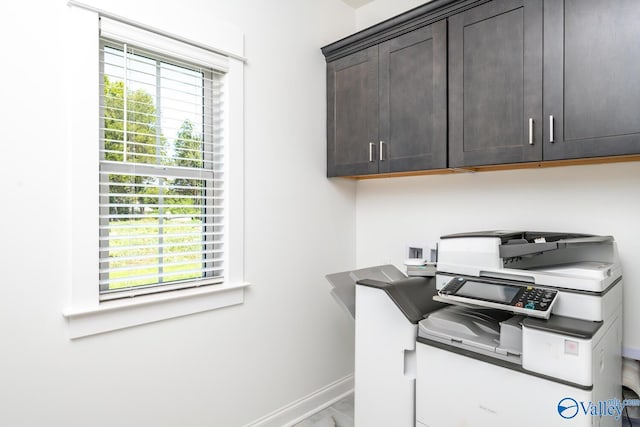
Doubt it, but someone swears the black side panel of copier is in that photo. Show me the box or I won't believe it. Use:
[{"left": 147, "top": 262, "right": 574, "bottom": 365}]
[{"left": 356, "top": 277, "right": 446, "bottom": 324}]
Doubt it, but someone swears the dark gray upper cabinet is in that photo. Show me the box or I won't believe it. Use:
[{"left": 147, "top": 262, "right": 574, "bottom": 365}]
[
  {"left": 448, "top": 0, "right": 543, "bottom": 168},
  {"left": 543, "top": 0, "right": 640, "bottom": 160},
  {"left": 378, "top": 21, "right": 447, "bottom": 174},
  {"left": 326, "top": 22, "right": 447, "bottom": 177},
  {"left": 327, "top": 47, "right": 379, "bottom": 177},
  {"left": 323, "top": 0, "right": 640, "bottom": 176}
]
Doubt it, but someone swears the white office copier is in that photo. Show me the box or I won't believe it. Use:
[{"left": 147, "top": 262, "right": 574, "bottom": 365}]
[
  {"left": 326, "top": 231, "right": 623, "bottom": 427},
  {"left": 416, "top": 231, "right": 623, "bottom": 427}
]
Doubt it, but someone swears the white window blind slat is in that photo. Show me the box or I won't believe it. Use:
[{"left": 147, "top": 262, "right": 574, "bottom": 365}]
[
  {"left": 99, "top": 34, "right": 226, "bottom": 300},
  {"left": 100, "top": 241, "right": 223, "bottom": 254},
  {"left": 101, "top": 250, "right": 222, "bottom": 264},
  {"left": 99, "top": 213, "right": 224, "bottom": 220},
  {"left": 100, "top": 257, "right": 225, "bottom": 274},
  {"left": 99, "top": 163, "right": 221, "bottom": 180},
  {"left": 100, "top": 232, "right": 223, "bottom": 244},
  {"left": 99, "top": 224, "right": 222, "bottom": 234},
  {"left": 101, "top": 193, "right": 224, "bottom": 201}
]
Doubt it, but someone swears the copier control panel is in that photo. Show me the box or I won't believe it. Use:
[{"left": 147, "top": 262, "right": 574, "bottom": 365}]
[{"left": 438, "top": 276, "right": 558, "bottom": 319}]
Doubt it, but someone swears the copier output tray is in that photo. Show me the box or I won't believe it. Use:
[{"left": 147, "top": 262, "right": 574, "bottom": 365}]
[{"left": 418, "top": 306, "right": 523, "bottom": 363}]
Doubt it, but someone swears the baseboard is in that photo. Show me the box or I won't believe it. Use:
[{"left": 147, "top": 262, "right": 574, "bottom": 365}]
[{"left": 244, "top": 374, "right": 354, "bottom": 427}]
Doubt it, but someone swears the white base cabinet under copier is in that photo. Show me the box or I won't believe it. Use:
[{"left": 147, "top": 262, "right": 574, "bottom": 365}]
[
  {"left": 416, "top": 335, "right": 619, "bottom": 427},
  {"left": 417, "top": 342, "right": 593, "bottom": 426}
]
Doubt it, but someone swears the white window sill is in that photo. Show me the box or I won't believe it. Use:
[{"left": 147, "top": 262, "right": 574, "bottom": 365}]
[{"left": 63, "top": 282, "right": 250, "bottom": 339}]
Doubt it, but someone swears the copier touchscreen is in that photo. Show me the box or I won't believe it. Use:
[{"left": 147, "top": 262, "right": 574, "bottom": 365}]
[
  {"left": 455, "top": 280, "right": 520, "bottom": 304},
  {"left": 439, "top": 276, "right": 558, "bottom": 319}
]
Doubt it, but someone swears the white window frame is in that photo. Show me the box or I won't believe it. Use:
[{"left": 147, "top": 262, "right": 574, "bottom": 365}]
[
  {"left": 63, "top": 4, "right": 247, "bottom": 339},
  {"left": 98, "top": 37, "right": 225, "bottom": 299}
]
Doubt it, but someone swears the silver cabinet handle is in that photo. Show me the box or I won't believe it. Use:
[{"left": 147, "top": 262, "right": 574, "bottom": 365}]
[
  {"left": 379, "top": 141, "right": 386, "bottom": 161},
  {"left": 369, "top": 142, "right": 375, "bottom": 162},
  {"left": 528, "top": 118, "right": 534, "bottom": 145},
  {"left": 549, "top": 115, "right": 555, "bottom": 143}
]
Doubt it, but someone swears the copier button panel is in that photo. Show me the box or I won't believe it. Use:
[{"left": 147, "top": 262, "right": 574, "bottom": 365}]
[
  {"left": 517, "top": 286, "right": 557, "bottom": 311},
  {"left": 439, "top": 277, "right": 558, "bottom": 319}
]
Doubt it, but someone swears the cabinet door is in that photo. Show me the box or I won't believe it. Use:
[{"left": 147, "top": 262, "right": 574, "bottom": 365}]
[
  {"left": 448, "top": 0, "right": 543, "bottom": 168},
  {"left": 544, "top": 0, "right": 640, "bottom": 160},
  {"left": 378, "top": 21, "right": 447, "bottom": 173},
  {"left": 327, "top": 47, "right": 379, "bottom": 177}
]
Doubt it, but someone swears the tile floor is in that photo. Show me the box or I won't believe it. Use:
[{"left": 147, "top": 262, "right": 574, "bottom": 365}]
[
  {"left": 292, "top": 392, "right": 640, "bottom": 426},
  {"left": 293, "top": 393, "right": 354, "bottom": 427}
]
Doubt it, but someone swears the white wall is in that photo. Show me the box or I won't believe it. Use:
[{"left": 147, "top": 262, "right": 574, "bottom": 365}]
[{"left": 0, "top": 1, "right": 357, "bottom": 426}]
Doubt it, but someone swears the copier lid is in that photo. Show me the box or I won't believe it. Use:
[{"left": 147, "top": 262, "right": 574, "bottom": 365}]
[
  {"left": 440, "top": 231, "right": 595, "bottom": 244},
  {"left": 439, "top": 230, "right": 614, "bottom": 260}
]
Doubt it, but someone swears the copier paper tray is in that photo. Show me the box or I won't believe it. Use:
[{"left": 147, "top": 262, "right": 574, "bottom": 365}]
[{"left": 418, "top": 305, "right": 523, "bottom": 363}]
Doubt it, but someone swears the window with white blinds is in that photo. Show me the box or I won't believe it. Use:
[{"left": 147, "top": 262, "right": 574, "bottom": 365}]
[{"left": 99, "top": 31, "right": 226, "bottom": 300}]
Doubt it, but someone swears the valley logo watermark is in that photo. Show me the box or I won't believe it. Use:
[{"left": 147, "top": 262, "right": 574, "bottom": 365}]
[{"left": 557, "top": 397, "right": 640, "bottom": 420}]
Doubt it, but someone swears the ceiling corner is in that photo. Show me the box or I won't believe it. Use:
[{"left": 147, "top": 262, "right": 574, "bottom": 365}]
[{"left": 340, "top": 0, "right": 376, "bottom": 9}]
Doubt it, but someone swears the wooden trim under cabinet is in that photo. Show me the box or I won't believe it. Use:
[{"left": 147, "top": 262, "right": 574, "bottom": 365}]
[{"left": 339, "top": 155, "right": 640, "bottom": 179}]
